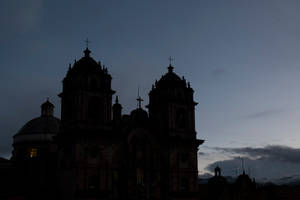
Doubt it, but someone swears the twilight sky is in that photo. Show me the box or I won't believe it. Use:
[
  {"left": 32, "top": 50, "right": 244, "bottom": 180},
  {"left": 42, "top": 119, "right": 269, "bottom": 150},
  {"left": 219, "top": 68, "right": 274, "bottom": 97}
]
[{"left": 1, "top": 0, "right": 300, "bottom": 181}]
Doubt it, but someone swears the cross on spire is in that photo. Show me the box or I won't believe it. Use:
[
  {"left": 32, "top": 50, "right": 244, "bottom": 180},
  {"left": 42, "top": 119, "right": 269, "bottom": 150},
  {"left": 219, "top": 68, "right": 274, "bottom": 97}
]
[
  {"left": 136, "top": 87, "right": 144, "bottom": 109},
  {"left": 83, "top": 38, "right": 91, "bottom": 57},
  {"left": 168, "top": 56, "right": 174, "bottom": 65},
  {"left": 84, "top": 38, "right": 90, "bottom": 48},
  {"left": 167, "top": 56, "right": 174, "bottom": 73},
  {"left": 136, "top": 96, "right": 144, "bottom": 109}
]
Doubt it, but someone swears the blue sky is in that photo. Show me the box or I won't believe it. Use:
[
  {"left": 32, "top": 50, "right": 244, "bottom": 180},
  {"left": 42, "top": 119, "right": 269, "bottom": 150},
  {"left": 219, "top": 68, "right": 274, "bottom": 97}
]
[{"left": 1, "top": 0, "right": 300, "bottom": 180}]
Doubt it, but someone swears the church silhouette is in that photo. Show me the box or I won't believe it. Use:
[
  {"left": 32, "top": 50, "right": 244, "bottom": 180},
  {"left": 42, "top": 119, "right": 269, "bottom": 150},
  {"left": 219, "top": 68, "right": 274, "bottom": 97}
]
[{"left": 9, "top": 47, "right": 204, "bottom": 200}]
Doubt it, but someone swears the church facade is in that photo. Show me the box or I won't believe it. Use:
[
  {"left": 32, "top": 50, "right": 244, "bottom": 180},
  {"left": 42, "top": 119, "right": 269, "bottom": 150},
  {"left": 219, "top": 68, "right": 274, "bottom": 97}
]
[{"left": 11, "top": 48, "right": 204, "bottom": 200}]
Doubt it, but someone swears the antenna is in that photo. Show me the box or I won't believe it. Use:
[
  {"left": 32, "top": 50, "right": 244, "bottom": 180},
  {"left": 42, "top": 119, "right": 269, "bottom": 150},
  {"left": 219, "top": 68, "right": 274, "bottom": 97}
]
[{"left": 242, "top": 157, "right": 245, "bottom": 174}]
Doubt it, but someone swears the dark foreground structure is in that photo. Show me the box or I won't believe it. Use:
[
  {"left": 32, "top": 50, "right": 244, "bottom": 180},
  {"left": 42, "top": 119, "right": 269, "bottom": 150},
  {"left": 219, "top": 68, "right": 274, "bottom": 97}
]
[
  {"left": 1, "top": 48, "right": 204, "bottom": 200},
  {"left": 1, "top": 48, "right": 299, "bottom": 200},
  {"left": 198, "top": 167, "right": 300, "bottom": 200}
]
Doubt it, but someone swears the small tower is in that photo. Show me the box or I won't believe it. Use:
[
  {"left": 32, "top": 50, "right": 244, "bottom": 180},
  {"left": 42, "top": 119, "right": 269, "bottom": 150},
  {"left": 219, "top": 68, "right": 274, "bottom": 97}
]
[
  {"left": 148, "top": 63, "right": 197, "bottom": 137},
  {"left": 57, "top": 47, "right": 116, "bottom": 199},
  {"left": 113, "top": 96, "right": 122, "bottom": 122},
  {"left": 215, "top": 166, "right": 221, "bottom": 177},
  {"left": 59, "top": 47, "right": 115, "bottom": 129},
  {"left": 41, "top": 99, "right": 54, "bottom": 116},
  {"left": 12, "top": 99, "right": 60, "bottom": 198}
]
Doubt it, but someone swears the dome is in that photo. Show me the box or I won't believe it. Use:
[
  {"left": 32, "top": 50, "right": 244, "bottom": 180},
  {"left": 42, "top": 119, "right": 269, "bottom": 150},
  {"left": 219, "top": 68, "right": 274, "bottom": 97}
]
[
  {"left": 148, "top": 64, "right": 195, "bottom": 106},
  {"left": 155, "top": 65, "right": 187, "bottom": 89},
  {"left": 159, "top": 65, "right": 181, "bottom": 81},
  {"left": 235, "top": 171, "right": 253, "bottom": 185},
  {"left": 235, "top": 171, "right": 256, "bottom": 191},
  {"left": 61, "top": 48, "right": 115, "bottom": 95},
  {"left": 130, "top": 108, "right": 148, "bottom": 127},
  {"left": 66, "top": 48, "right": 108, "bottom": 77},
  {"left": 208, "top": 175, "right": 228, "bottom": 186},
  {"left": 13, "top": 100, "right": 61, "bottom": 144},
  {"left": 15, "top": 116, "right": 60, "bottom": 136}
]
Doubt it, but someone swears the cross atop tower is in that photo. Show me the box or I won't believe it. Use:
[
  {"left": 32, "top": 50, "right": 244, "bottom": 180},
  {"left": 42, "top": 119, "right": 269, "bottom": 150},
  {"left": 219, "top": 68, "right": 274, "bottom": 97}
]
[
  {"left": 136, "top": 87, "right": 144, "bottom": 109},
  {"left": 168, "top": 56, "right": 174, "bottom": 65},
  {"left": 83, "top": 38, "right": 91, "bottom": 57},
  {"left": 136, "top": 96, "right": 144, "bottom": 109},
  {"left": 84, "top": 38, "right": 90, "bottom": 48}
]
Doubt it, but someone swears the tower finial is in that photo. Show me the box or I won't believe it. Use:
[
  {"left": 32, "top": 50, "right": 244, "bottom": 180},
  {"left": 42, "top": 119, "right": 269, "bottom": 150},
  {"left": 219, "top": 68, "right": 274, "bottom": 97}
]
[
  {"left": 215, "top": 165, "right": 221, "bottom": 177},
  {"left": 84, "top": 48, "right": 91, "bottom": 57},
  {"left": 41, "top": 99, "right": 54, "bottom": 116},
  {"left": 168, "top": 56, "right": 174, "bottom": 73},
  {"left": 115, "top": 95, "right": 119, "bottom": 104},
  {"left": 136, "top": 87, "right": 144, "bottom": 109},
  {"left": 85, "top": 38, "right": 90, "bottom": 48},
  {"left": 168, "top": 56, "right": 174, "bottom": 65},
  {"left": 83, "top": 38, "right": 91, "bottom": 57}
]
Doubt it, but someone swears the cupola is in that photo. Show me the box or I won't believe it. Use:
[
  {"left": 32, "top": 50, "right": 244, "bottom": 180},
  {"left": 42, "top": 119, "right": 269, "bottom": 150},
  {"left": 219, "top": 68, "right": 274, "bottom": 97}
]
[{"left": 41, "top": 99, "right": 54, "bottom": 116}]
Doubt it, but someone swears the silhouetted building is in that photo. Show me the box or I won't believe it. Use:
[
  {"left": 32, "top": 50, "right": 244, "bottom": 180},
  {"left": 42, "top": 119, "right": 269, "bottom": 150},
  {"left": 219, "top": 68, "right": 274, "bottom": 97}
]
[
  {"left": 3, "top": 48, "right": 300, "bottom": 200},
  {"left": 0, "top": 157, "right": 16, "bottom": 199},
  {"left": 233, "top": 171, "right": 256, "bottom": 200},
  {"left": 198, "top": 166, "right": 267, "bottom": 200},
  {"left": 8, "top": 48, "right": 204, "bottom": 200},
  {"left": 208, "top": 166, "right": 228, "bottom": 185},
  {"left": 205, "top": 166, "right": 229, "bottom": 200},
  {"left": 12, "top": 100, "right": 60, "bottom": 199}
]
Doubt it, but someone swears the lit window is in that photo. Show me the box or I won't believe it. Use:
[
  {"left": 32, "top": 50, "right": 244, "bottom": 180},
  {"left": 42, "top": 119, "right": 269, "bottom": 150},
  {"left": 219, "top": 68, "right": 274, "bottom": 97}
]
[{"left": 29, "top": 148, "right": 37, "bottom": 158}]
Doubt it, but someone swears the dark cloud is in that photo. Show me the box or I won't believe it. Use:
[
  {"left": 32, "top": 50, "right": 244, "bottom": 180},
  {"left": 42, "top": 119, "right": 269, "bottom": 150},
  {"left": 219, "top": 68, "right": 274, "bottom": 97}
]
[
  {"left": 205, "top": 145, "right": 300, "bottom": 181},
  {"left": 243, "top": 109, "right": 283, "bottom": 119},
  {"left": 215, "top": 145, "right": 300, "bottom": 164},
  {"left": 198, "top": 151, "right": 207, "bottom": 156}
]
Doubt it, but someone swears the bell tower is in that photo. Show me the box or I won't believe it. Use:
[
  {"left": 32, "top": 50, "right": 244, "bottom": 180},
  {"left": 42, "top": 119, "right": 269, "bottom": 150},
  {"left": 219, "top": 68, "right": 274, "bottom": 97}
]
[
  {"left": 148, "top": 64, "right": 197, "bottom": 137},
  {"left": 57, "top": 48, "right": 116, "bottom": 199},
  {"left": 59, "top": 48, "right": 115, "bottom": 130},
  {"left": 148, "top": 63, "right": 204, "bottom": 199}
]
